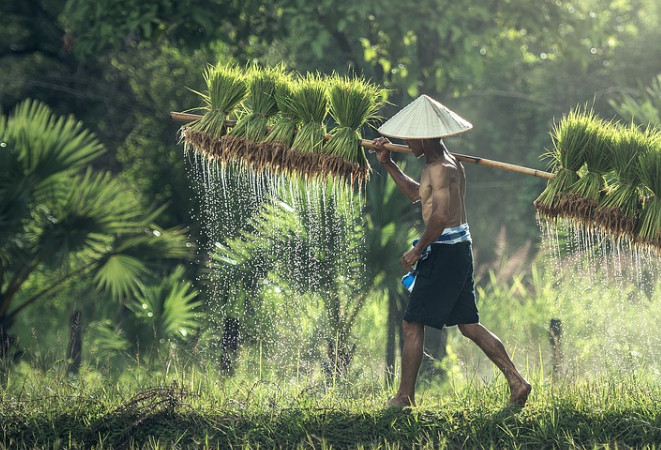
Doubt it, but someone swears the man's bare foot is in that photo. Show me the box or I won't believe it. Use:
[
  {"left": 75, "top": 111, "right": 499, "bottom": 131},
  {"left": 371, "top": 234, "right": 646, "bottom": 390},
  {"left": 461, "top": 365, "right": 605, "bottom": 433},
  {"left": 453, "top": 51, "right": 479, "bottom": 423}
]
[
  {"left": 508, "top": 381, "right": 532, "bottom": 407},
  {"left": 387, "top": 395, "right": 414, "bottom": 408}
]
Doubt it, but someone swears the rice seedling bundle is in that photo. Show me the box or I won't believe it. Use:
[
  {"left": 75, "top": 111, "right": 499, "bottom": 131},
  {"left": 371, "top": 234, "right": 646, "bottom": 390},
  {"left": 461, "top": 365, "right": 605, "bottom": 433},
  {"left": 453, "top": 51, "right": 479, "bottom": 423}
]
[
  {"left": 559, "top": 111, "right": 614, "bottom": 222},
  {"left": 636, "top": 132, "right": 661, "bottom": 248},
  {"left": 224, "top": 65, "right": 284, "bottom": 171},
  {"left": 287, "top": 73, "right": 329, "bottom": 178},
  {"left": 260, "top": 75, "right": 299, "bottom": 172},
  {"left": 534, "top": 106, "right": 593, "bottom": 219},
  {"left": 184, "top": 63, "right": 247, "bottom": 160},
  {"left": 596, "top": 124, "right": 651, "bottom": 238},
  {"left": 322, "top": 75, "right": 385, "bottom": 185}
]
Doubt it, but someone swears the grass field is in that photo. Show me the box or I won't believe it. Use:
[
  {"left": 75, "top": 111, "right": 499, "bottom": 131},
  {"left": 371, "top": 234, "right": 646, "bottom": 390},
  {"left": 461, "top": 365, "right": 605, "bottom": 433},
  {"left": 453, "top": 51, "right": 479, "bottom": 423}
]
[
  {"left": 3, "top": 251, "right": 660, "bottom": 449},
  {"left": 2, "top": 363, "right": 660, "bottom": 449}
]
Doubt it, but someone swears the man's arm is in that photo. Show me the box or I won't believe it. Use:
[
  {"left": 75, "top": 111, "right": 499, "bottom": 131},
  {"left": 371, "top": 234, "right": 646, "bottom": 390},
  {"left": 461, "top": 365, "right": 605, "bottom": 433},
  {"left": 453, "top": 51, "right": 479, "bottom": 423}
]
[
  {"left": 401, "top": 168, "right": 452, "bottom": 271},
  {"left": 371, "top": 138, "right": 420, "bottom": 202}
]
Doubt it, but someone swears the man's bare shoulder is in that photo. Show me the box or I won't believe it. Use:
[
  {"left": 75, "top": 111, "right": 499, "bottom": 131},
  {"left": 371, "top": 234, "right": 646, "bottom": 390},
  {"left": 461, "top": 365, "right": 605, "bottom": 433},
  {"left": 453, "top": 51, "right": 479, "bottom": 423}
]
[{"left": 424, "top": 159, "right": 458, "bottom": 186}]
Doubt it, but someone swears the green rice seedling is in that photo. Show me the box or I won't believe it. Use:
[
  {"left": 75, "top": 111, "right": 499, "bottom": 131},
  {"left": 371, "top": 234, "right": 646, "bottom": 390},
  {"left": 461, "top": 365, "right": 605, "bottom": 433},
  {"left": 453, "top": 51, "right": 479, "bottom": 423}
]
[
  {"left": 560, "top": 112, "right": 615, "bottom": 223},
  {"left": 260, "top": 74, "right": 299, "bottom": 172},
  {"left": 287, "top": 73, "right": 329, "bottom": 178},
  {"left": 596, "top": 123, "right": 651, "bottom": 238},
  {"left": 322, "top": 75, "right": 385, "bottom": 186},
  {"left": 534, "top": 106, "right": 595, "bottom": 219},
  {"left": 636, "top": 131, "right": 661, "bottom": 248},
  {"left": 225, "top": 65, "right": 285, "bottom": 172},
  {"left": 185, "top": 63, "right": 247, "bottom": 160}
]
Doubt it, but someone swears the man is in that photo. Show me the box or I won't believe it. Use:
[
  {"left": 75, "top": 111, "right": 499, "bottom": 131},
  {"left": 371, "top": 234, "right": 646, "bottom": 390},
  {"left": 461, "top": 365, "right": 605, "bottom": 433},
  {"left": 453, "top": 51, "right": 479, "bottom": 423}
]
[{"left": 371, "top": 95, "right": 531, "bottom": 408}]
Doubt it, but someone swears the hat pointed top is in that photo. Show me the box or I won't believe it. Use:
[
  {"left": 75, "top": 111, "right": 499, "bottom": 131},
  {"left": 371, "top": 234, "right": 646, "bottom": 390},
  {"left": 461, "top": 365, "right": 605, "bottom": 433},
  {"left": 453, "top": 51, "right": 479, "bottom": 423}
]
[{"left": 377, "top": 94, "right": 473, "bottom": 139}]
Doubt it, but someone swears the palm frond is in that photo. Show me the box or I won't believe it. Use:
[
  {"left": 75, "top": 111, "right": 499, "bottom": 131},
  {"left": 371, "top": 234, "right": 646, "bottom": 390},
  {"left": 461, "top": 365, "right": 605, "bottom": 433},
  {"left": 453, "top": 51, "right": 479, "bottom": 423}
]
[
  {"left": 93, "top": 227, "right": 192, "bottom": 301},
  {"left": 3, "top": 99, "right": 104, "bottom": 184},
  {"left": 130, "top": 266, "right": 202, "bottom": 340},
  {"left": 94, "top": 254, "right": 150, "bottom": 300},
  {"left": 37, "top": 169, "right": 145, "bottom": 259}
]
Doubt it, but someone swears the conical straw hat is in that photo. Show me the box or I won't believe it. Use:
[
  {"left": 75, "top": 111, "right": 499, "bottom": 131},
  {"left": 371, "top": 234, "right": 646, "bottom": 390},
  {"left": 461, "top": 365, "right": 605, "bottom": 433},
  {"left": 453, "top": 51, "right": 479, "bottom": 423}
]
[{"left": 378, "top": 94, "right": 473, "bottom": 139}]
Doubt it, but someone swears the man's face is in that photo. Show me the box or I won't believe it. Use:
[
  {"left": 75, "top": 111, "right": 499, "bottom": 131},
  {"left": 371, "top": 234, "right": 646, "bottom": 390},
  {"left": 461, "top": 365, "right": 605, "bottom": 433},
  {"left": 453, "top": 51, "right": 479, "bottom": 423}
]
[{"left": 406, "top": 140, "right": 425, "bottom": 157}]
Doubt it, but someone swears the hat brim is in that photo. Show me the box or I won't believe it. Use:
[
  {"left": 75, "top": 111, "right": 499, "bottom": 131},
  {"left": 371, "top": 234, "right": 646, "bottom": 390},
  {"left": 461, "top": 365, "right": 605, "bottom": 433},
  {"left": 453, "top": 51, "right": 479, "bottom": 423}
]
[
  {"left": 378, "top": 126, "right": 473, "bottom": 140},
  {"left": 377, "top": 94, "right": 473, "bottom": 140}
]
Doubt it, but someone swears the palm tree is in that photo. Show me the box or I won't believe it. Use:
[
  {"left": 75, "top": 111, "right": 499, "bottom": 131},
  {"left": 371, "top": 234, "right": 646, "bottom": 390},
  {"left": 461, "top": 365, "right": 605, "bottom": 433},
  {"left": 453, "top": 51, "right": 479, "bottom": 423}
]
[
  {"left": 88, "top": 265, "right": 202, "bottom": 369},
  {"left": 210, "top": 179, "right": 369, "bottom": 377},
  {"left": 0, "top": 99, "right": 192, "bottom": 364}
]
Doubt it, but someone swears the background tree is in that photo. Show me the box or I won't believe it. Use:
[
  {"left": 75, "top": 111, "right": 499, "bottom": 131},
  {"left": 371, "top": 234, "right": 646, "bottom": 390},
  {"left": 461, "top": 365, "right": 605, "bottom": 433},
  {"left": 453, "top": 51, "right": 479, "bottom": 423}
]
[
  {"left": 0, "top": 100, "right": 192, "bottom": 365},
  {"left": 610, "top": 74, "right": 661, "bottom": 126}
]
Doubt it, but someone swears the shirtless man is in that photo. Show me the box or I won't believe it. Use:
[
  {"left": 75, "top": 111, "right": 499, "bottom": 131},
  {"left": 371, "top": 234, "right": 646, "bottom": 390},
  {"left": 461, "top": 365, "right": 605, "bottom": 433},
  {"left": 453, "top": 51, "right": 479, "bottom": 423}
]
[{"left": 372, "top": 133, "right": 531, "bottom": 408}]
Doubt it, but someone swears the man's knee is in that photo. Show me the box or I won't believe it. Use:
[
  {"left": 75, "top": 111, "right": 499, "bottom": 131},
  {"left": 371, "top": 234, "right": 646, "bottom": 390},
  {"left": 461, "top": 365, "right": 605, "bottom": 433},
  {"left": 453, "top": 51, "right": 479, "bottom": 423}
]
[{"left": 402, "top": 320, "right": 423, "bottom": 337}]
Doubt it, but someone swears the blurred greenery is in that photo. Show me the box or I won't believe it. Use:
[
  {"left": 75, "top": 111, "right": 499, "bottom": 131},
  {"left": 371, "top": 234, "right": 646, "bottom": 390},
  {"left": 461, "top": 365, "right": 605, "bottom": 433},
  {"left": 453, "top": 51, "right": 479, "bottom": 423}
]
[
  {"left": 1, "top": 0, "right": 661, "bottom": 382},
  {"left": 0, "top": 99, "right": 197, "bottom": 374}
]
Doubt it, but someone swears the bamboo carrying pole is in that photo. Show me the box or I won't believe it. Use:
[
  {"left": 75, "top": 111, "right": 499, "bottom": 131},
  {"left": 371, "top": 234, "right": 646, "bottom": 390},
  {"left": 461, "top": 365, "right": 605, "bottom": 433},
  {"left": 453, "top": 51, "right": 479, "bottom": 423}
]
[{"left": 170, "top": 111, "right": 554, "bottom": 180}]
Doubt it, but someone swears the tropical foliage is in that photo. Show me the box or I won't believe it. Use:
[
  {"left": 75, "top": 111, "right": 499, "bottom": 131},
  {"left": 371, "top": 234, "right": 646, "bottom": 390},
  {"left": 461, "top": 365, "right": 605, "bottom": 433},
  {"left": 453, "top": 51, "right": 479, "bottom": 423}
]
[
  {"left": 1, "top": 0, "right": 661, "bottom": 379},
  {"left": 0, "top": 100, "right": 194, "bottom": 364},
  {"left": 210, "top": 180, "right": 366, "bottom": 376}
]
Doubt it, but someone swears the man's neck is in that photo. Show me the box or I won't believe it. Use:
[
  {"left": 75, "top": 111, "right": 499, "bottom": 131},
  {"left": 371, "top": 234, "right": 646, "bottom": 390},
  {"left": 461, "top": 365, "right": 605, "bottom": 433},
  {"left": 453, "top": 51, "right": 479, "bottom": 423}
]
[{"left": 422, "top": 140, "right": 447, "bottom": 164}]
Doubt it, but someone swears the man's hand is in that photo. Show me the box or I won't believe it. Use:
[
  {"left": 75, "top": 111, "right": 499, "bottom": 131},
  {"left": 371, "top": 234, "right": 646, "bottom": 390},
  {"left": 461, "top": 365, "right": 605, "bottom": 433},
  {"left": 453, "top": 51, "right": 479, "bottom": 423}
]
[
  {"left": 369, "top": 137, "right": 393, "bottom": 165},
  {"left": 401, "top": 247, "right": 422, "bottom": 272}
]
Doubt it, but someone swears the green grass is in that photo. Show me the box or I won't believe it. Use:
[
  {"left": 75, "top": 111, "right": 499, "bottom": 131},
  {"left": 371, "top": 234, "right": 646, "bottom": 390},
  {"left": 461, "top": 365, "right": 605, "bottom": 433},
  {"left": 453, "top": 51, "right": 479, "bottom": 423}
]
[
  {"left": 2, "top": 247, "right": 659, "bottom": 449},
  {"left": 1, "top": 364, "right": 660, "bottom": 449}
]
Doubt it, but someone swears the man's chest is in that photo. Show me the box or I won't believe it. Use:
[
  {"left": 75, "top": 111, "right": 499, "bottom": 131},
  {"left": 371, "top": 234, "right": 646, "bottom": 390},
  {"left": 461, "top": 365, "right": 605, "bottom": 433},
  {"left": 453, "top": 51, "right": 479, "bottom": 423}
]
[{"left": 419, "top": 170, "right": 433, "bottom": 204}]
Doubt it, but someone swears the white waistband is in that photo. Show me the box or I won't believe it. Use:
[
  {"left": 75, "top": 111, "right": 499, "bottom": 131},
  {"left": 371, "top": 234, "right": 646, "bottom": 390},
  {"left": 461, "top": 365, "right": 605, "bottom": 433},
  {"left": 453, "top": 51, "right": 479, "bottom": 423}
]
[{"left": 433, "top": 223, "right": 471, "bottom": 244}]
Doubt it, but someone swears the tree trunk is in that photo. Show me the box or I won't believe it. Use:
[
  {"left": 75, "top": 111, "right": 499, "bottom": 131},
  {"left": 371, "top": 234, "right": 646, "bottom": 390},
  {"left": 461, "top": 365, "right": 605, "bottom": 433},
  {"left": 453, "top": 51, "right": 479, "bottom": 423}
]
[
  {"left": 0, "top": 316, "right": 10, "bottom": 362},
  {"left": 324, "top": 336, "right": 355, "bottom": 379},
  {"left": 219, "top": 316, "right": 240, "bottom": 374},
  {"left": 67, "top": 310, "right": 83, "bottom": 375},
  {"left": 0, "top": 315, "right": 23, "bottom": 387},
  {"left": 0, "top": 315, "right": 22, "bottom": 363},
  {"left": 548, "top": 318, "right": 563, "bottom": 376}
]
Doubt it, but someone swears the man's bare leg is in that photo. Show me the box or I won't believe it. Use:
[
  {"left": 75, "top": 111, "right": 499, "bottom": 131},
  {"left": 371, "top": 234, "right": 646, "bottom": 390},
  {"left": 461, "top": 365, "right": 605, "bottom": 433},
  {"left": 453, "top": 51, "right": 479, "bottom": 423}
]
[
  {"left": 389, "top": 320, "right": 424, "bottom": 407},
  {"left": 458, "top": 323, "right": 532, "bottom": 407}
]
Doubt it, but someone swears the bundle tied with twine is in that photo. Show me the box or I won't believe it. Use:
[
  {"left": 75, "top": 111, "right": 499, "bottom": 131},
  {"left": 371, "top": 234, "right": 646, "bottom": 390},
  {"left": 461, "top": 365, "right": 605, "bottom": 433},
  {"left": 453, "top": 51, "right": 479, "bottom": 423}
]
[
  {"left": 259, "top": 75, "right": 298, "bottom": 172},
  {"left": 285, "top": 73, "right": 329, "bottom": 179},
  {"left": 179, "top": 64, "right": 395, "bottom": 186},
  {"left": 558, "top": 110, "right": 614, "bottom": 224},
  {"left": 534, "top": 104, "right": 661, "bottom": 251},
  {"left": 595, "top": 124, "right": 652, "bottom": 238},
  {"left": 184, "top": 63, "right": 247, "bottom": 161},
  {"left": 535, "top": 106, "right": 595, "bottom": 219},
  {"left": 322, "top": 75, "right": 385, "bottom": 185},
  {"left": 223, "top": 65, "right": 285, "bottom": 171},
  {"left": 637, "top": 134, "right": 661, "bottom": 248}
]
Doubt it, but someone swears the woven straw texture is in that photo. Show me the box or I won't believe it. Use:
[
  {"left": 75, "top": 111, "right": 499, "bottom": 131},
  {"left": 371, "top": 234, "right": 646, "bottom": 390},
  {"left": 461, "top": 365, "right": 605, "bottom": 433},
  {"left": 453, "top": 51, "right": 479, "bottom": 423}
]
[{"left": 378, "top": 94, "right": 472, "bottom": 139}]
